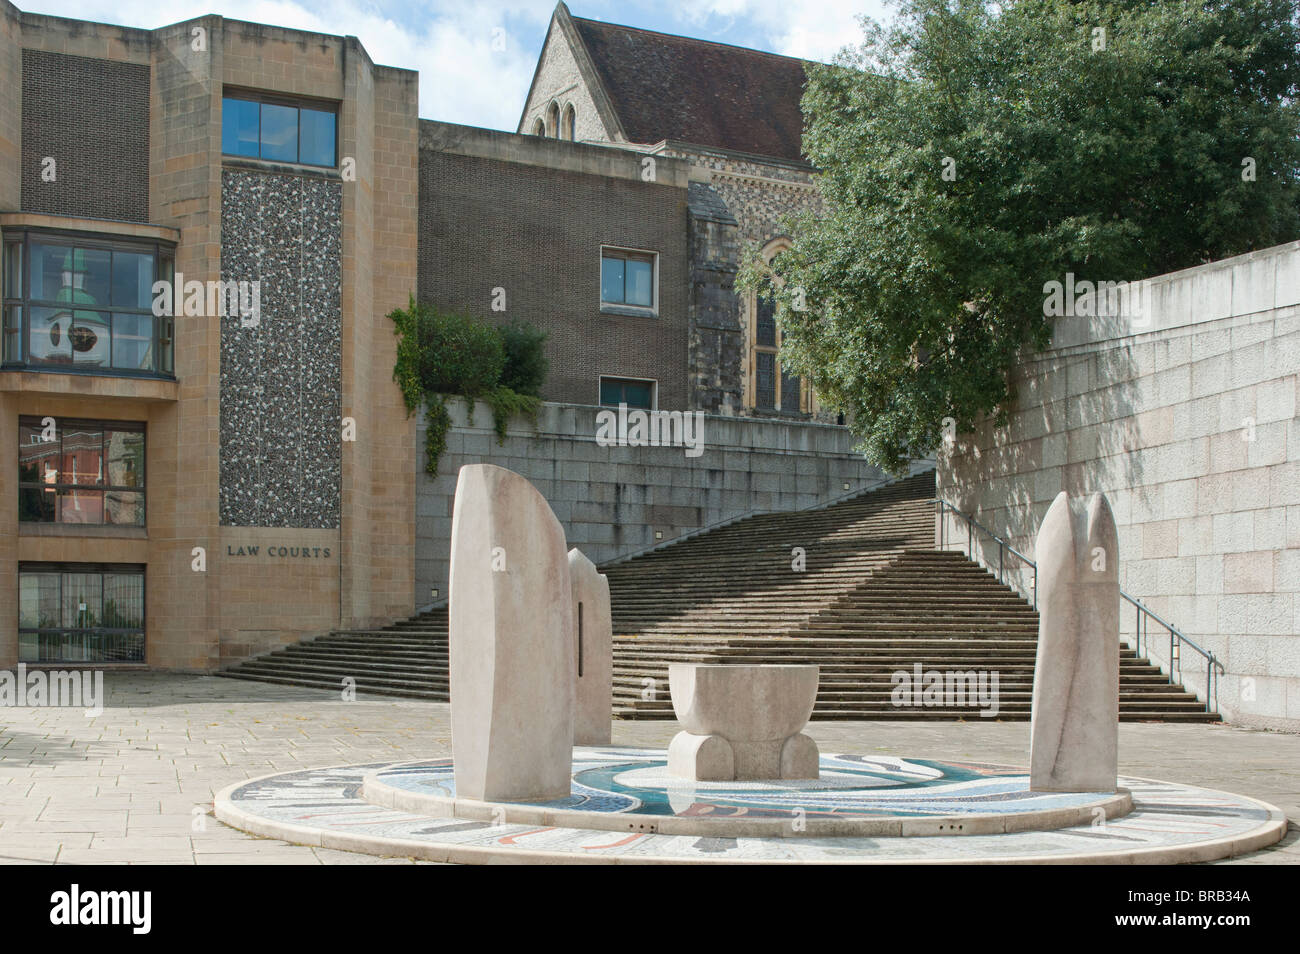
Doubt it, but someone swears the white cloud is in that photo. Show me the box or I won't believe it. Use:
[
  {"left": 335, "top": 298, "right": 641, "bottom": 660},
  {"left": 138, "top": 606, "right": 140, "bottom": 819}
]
[{"left": 679, "top": 0, "right": 888, "bottom": 61}]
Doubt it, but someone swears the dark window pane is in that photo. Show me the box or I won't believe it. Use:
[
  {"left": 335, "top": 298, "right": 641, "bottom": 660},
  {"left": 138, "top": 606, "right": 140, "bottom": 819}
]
[
  {"left": 18, "top": 420, "right": 57, "bottom": 484},
  {"left": 3, "top": 305, "right": 22, "bottom": 362},
  {"left": 77, "top": 248, "right": 112, "bottom": 307},
  {"left": 60, "top": 425, "right": 103, "bottom": 485},
  {"left": 29, "top": 242, "right": 65, "bottom": 302},
  {"left": 4, "top": 240, "right": 22, "bottom": 298},
  {"left": 600, "top": 378, "right": 653, "bottom": 409},
  {"left": 111, "top": 251, "right": 154, "bottom": 309},
  {"left": 62, "top": 572, "right": 103, "bottom": 628},
  {"left": 18, "top": 487, "right": 55, "bottom": 522},
  {"left": 104, "top": 491, "right": 145, "bottom": 526},
  {"left": 159, "top": 315, "right": 174, "bottom": 374},
  {"left": 103, "top": 573, "right": 144, "bottom": 628},
  {"left": 29, "top": 306, "right": 72, "bottom": 365},
  {"left": 19, "top": 572, "right": 60, "bottom": 629},
  {"left": 756, "top": 295, "right": 776, "bottom": 347},
  {"left": 756, "top": 351, "right": 776, "bottom": 409},
  {"left": 111, "top": 313, "right": 153, "bottom": 371},
  {"left": 600, "top": 256, "right": 624, "bottom": 303},
  {"left": 623, "top": 380, "right": 653, "bottom": 408},
  {"left": 625, "top": 258, "right": 653, "bottom": 307},
  {"left": 106, "top": 429, "right": 145, "bottom": 488},
  {"left": 69, "top": 310, "right": 111, "bottom": 368},
  {"left": 260, "top": 103, "right": 298, "bottom": 161},
  {"left": 781, "top": 367, "right": 801, "bottom": 412},
  {"left": 59, "top": 489, "right": 104, "bottom": 524},
  {"left": 299, "top": 107, "right": 336, "bottom": 166},
  {"left": 222, "top": 97, "right": 260, "bottom": 157}
]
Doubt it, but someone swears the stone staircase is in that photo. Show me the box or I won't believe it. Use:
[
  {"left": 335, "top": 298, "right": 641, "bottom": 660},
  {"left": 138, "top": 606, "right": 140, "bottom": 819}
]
[{"left": 219, "top": 471, "right": 1218, "bottom": 721}]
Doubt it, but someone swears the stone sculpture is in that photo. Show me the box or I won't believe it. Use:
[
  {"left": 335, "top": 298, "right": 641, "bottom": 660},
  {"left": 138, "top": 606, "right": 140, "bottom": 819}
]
[
  {"left": 668, "top": 663, "right": 820, "bottom": 781},
  {"left": 448, "top": 464, "right": 575, "bottom": 801},
  {"left": 568, "top": 548, "right": 613, "bottom": 745},
  {"left": 1029, "top": 491, "right": 1120, "bottom": 793}
]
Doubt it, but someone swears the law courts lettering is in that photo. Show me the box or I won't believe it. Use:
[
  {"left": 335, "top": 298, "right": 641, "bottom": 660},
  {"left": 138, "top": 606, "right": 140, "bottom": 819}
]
[{"left": 226, "top": 544, "right": 332, "bottom": 558}]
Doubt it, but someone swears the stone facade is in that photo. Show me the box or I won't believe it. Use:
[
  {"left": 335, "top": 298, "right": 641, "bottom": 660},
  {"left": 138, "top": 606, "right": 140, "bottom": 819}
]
[
  {"left": 414, "top": 396, "right": 901, "bottom": 610},
  {"left": 0, "top": 11, "right": 416, "bottom": 671},
  {"left": 939, "top": 240, "right": 1300, "bottom": 731}
]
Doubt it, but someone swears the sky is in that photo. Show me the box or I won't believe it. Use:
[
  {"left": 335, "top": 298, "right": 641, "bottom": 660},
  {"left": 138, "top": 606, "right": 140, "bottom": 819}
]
[{"left": 15, "top": 0, "right": 893, "bottom": 129}]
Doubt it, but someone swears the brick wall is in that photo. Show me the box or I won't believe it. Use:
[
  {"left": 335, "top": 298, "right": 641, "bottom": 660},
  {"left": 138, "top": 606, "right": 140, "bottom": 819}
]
[
  {"left": 21, "top": 49, "right": 151, "bottom": 223},
  {"left": 417, "top": 121, "right": 691, "bottom": 411}
]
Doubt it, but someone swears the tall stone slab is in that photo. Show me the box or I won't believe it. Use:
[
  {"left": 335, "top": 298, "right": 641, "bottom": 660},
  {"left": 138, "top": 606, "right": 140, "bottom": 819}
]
[
  {"left": 449, "top": 464, "right": 575, "bottom": 801},
  {"left": 568, "top": 548, "right": 612, "bottom": 745},
  {"left": 1030, "top": 492, "right": 1120, "bottom": 792}
]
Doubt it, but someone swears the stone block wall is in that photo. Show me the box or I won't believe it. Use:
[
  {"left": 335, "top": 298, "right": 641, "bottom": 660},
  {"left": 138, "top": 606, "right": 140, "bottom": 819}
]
[
  {"left": 414, "top": 397, "right": 903, "bottom": 609},
  {"left": 939, "top": 240, "right": 1300, "bottom": 730}
]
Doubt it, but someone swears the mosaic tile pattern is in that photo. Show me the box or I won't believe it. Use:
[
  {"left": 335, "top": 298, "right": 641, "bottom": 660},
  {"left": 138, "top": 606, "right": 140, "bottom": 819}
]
[
  {"left": 220, "top": 170, "right": 342, "bottom": 528},
  {"left": 216, "top": 748, "right": 1286, "bottom": 864},
  {"left": 371, "top": 750, "right": 1113, "bottom": 820}
]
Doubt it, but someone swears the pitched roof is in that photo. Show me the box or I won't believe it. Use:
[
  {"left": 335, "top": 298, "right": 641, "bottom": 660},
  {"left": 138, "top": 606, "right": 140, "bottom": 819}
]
[{"left": 569, "top": 14, "right": 809, "bottom": 163}]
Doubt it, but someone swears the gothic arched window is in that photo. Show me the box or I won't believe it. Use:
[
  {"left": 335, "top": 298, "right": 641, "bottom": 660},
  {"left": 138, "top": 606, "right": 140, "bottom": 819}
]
[{"left": 746, "top": 240, "right": 805, "bottom": 415}]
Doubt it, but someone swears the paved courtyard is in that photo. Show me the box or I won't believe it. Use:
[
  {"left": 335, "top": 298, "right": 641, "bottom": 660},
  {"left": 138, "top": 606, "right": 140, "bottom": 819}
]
[{"left": 0, "top": 673, "right": 1296, "bottom": 864}]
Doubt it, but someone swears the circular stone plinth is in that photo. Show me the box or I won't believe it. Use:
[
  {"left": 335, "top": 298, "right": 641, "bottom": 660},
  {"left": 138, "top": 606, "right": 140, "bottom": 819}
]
[
  {"left": 360, "top": 749, "right": 1132, "bottom": 837},
  {"left": 213, "top": 747, "right": 1288, "bottom": 865}
]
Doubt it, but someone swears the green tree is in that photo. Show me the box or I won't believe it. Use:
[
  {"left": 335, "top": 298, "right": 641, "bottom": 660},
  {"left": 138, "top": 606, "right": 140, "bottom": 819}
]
[{"left": 747, "top": 0, "right": 1300, "bottom": 472}]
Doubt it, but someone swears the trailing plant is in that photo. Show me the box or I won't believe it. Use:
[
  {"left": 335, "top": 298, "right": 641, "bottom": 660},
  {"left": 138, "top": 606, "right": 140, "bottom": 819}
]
[
  {"left": 424, "top": 394, "right": 451, "bottom": 476},
  {"left": 484, "top": 385, "right": 542, "bottom": 444},
  {"left": 389, "top": 297, "right": 549, "bottom": 474}
]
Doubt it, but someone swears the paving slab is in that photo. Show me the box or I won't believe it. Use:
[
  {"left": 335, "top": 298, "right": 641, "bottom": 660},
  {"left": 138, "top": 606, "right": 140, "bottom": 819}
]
[{"left": 0, "top": 672, "right": 1294, "bottom": 864}]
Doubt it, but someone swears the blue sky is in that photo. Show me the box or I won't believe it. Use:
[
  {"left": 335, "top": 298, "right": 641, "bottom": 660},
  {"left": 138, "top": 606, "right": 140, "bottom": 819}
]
[{"left": 16, "top": 0, "right": 893, "bottom": 129}]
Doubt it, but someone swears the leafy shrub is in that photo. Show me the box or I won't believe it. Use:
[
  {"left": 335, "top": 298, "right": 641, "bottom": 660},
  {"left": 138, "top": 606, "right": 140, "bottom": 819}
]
[
  {"left": 498, "top": 320, "right": 548, "bottom": 396},
  {"left": 390, "top": 298, "right": 548, "bottom": 474}
]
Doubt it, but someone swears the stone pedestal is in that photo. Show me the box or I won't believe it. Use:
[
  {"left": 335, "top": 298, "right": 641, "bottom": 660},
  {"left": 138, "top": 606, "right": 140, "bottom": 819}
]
[
  {"left": 568, "top": 548, "right": 612, "bottom": 745},
  {"left": 449, "top": 464, "right": 575, "bottom": 801},
  {"left": 1029, "top": 491, "right": 1120, "bottom": 793},
  {"left": 667, "top": 663, "right": 820, "bottom": 781}
]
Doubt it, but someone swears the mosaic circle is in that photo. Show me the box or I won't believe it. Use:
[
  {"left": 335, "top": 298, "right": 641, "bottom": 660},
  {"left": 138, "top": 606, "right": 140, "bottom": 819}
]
[
  {"left": 360, "top": 748, "right": 1131, "bottom": 836},
  {"left": 213, "top": 747, "right": 1288, "bottom": 863}
]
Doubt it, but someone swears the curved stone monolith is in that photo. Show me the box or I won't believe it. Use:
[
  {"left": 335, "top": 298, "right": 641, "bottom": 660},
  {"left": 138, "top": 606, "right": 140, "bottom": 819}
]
[
  {"left": 568, "top": 548, "right": 612, "bottom": 745},
  {"left": 1029, "top": 491, "right": 1120, "bottom": 793},
  {"left": 449, "top": 464, "right": 575, "bottom": 801}
]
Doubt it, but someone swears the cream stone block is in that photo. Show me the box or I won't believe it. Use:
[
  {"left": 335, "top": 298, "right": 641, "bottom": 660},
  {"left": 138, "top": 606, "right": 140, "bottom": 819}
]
[
  {"left": 668, "top": 663, "right": 819, "bottom": 781},
  {"left": 1030, "top": 492, "right": 1120, "bottom": 793},
  {"left": 449, "top": 464, "right": 575, "bottom": 802},
  {"left": 568, "top": 547, "right": 612, "bottom": 745}
]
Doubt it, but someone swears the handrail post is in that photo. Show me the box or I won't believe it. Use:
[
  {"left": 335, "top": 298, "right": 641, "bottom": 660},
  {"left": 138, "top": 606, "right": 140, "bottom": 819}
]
[{"left": 1205, "top": 657, "right": 1212, "bottom": 714}]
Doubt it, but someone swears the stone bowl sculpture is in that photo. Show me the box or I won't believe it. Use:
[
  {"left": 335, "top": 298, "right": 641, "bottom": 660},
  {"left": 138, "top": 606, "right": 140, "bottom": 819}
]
[{"left": 667, "top": 663, "right": 820, "bottom": 781}]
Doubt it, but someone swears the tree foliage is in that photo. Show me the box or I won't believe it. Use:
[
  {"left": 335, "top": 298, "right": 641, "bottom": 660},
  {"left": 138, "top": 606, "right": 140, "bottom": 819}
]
[{"left": 746, "top": 0, "right": 1300, "bottom": 472}]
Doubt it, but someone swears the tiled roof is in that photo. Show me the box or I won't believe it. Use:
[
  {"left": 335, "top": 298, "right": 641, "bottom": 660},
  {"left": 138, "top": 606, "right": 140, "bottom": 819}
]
[{"left": 571, "top": 15, "right": 809, "bottom": 163}]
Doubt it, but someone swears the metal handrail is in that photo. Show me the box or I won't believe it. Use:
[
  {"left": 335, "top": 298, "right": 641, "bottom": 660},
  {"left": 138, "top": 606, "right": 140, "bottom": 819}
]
[{"left": 933, "top": 498, "right": 1224, "bottom": 714}]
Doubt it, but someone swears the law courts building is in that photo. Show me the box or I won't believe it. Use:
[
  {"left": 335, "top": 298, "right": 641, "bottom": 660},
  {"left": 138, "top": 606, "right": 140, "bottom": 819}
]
[{"left": 0, "top": 3, "right": 841, "bottom": 671}]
